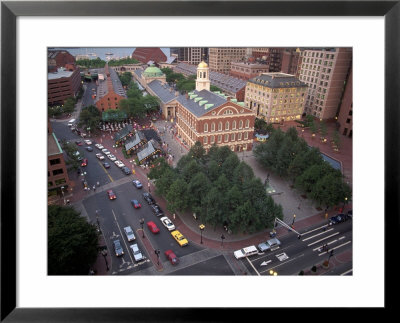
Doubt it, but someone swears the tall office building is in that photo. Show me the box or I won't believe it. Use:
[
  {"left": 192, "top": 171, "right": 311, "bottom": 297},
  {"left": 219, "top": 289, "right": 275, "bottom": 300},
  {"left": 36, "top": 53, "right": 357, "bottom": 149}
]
[
  {"left": 297, "top": 48, "right": 352, "bottom": 119},
  {"left": 208, "top": 47, "right": 247, "bottom": 74},
  {"left": 175, "top": 47, "right": 208, "bottom": 65},
  {"left": 251, "top": 48, "right": 283, "bottom": 72}
]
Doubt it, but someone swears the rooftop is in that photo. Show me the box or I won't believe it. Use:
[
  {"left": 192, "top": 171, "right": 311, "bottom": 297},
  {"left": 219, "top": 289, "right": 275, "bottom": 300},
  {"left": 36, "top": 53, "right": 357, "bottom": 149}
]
[
  {"left": 248, "top": 72, "right": 308, "bottom": 88},
  {"left": 48, "top": 68, "right": 74, "bottom": 80},
  {"left": 48, "top": 132, "right": 63, "bottom": 156}
]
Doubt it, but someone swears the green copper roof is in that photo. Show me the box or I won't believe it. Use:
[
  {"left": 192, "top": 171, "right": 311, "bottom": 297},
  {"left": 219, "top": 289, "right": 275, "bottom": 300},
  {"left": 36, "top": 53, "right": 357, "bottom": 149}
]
[
  {"left": 199, "top": 100, "right": 208, "bottom": 106},
  {"left": 205, "top": 104, "right": 214, "bottom": 109},
  {"left": 194, "top": 97, "right": 203, "bottom": 102},
  {"left": 143, "top": 65, "right": 163, "bottom": 77}
]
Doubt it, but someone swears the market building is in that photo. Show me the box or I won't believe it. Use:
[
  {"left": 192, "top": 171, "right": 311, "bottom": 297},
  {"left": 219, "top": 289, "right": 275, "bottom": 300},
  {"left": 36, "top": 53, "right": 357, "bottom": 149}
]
[
  {"left": 137, "top": 139, "right": 163, "bottom": 165},
  {"left": 124, "top": 131, "right": 147, "bottom": 155}
]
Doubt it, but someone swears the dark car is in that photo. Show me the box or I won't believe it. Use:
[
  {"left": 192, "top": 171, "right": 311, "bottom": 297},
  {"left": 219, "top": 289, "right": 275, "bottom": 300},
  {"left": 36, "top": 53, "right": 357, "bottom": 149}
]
[
  {"left": 143, "top": 192, "right": 155, "bottom": 205},
  {"left": 75, "top": 140, "right": 83, "bottom": 146},
  {"left": 103, "top": 162, "right": 110, "bottom": 169},
  {"left": 122, "top": 166, "right": 131, "bottom": 175},
  {"left": 131, "top": 199, "right": 141, "bottom": 209},
  {"left": 113, "top": 240, "right": 124, "bottom": 257},
  {"left": 165, "top": 249, "right": 179, "bottom": 265},
  {"left": 329, "top": 213, "right": 351, "bottom": 225},
  {"left": 86, "top": 146, "right": 93, "bottom": 152},
  {"left": 150, "top": 204, "right": 163, "bottom": 217}
]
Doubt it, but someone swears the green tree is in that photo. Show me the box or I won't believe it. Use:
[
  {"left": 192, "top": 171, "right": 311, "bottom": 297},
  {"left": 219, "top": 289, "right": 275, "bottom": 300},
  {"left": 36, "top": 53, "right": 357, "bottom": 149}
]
[
  {"left": 187, "top": 172, "right": 211, "bottom": 211},
  {"left": 78, "top": 105, "right": 101, "bottom": 132},
  {"left": 119, "top": 72, "right": 133, "bottom": 87},
  {"left": 166, "top": 178, "right": 189, "bottom": 213},
  {"left": 188, "top": 141, "right": 206, "bottom": 162},
  {"left": 48, "top": 205, "right": 99, "bottom": 275},
  {"left": 148, "top": 157, "right": 172, "bottom": 180},
  {"left": 288, "top": 147, "right": 324, "bottom": 179},
  {"left": 63, "top": 97, "right": 76, "bottom": 114},
  {"left": 154, "top": 168, "right": 176, "bottom": 196},
  {"left": 310, "top": 173, "right": 352, "bottom": 208},
  {"left": 295, "top": 163, "right": 334, "bottom": 193}
]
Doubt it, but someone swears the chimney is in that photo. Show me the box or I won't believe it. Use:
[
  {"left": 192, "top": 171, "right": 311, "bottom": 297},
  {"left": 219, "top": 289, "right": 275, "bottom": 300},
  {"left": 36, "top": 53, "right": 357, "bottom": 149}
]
[
  {"left": 227, "top": 97, "right": 231, "bottom": 102},
  {"left": 175, "top": 91, "right": 179, "bottom": 97},
  {"left": 185, "top": 92, "right": 189, "bottom": 99}
]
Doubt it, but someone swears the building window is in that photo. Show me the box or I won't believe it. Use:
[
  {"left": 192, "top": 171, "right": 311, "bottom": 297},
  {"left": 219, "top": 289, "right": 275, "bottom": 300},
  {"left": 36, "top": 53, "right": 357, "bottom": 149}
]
[
  {"left": 244, "top": 132, "right": 248, "bottom": 140},
  {"left": 55, "top": 178, "right": 67, "bottom": 186},
  {"left": 232, "top": 120, "right": 236, "bottom": 129},
  {"left": 204, "top": 136, "right": 208, "bottom": 144},
  {"left": 211, "top": 122, "right": 215, "bottom": 132},
  {"left": 245, "top": 119, "right": 250, "bottom": 128},
  {"left": 211, "top": 135, "right": 215, "bottom": 143},
  {"left": 218, "top": 135, "right": 222, "bottom": 143},
  {"left": 52, "top": 169, "right": 64, "bottom": 176},
  {"left": 218, "top": 122, "right": 222, "bottom": 131},
  {"left": 204, "top": 123, "right": 208, "bottom": 132},
  {"left": 239, "top": 120, "right": 243, "bottom": 129},
  {"left": 238, "top": 133, "right": 242, "bottom": 140},
  {"left": 231, "top": 133, "right": 235, "bottom": 141},
  {"left": 224, "top": 134, "right": 229, "bottom": 142},
  {"left": 50, "top": 158, "right": 61, "bottom": 166},
  {"left": 225, "top": 121, "right": 229, "bottom": 130}
]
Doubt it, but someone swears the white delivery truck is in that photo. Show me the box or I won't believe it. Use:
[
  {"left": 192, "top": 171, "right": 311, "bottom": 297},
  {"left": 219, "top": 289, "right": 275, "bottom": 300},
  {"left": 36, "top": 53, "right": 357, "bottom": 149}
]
[{"left": 68, "top": 119, "right": 76, "bottom": 127}]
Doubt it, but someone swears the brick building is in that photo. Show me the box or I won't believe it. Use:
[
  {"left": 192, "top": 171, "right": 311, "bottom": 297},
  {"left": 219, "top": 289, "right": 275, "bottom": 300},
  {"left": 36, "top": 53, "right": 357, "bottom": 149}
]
[
  {"left": 174, "top": 47, "right": 208, "bottom": 65},
  {"left": 245, "top": 72, "right": 308, "bottom": 123},
  {"left": 297, "top": 47, "right": 352, "bottom": 119},
  {"left": 132, "top": 47, "right": 167, "bottom": 64},
  {"left": 208, "top": 47, "right": 247, "bottom": 75},
  {"left": 251, "top": 48, "right": 283, "bottom": 72},
  {"left": 95, "top": 64, "right": 126, "bottom": 112},
  {"left": 176, "top": 62, "right": 255, "bottom": 152},
  {"left": 230, "top": 61, "right": 270, "bottom": 80},
  {"left": 48, "top": 67, "right": 81, "bottom": 106},
  {"left": 48, "top": 120, "right": 71, "bottom": 200},
  {"left": 48, "top": 49, "right": 76, "bottom": 72},
  {"left": 337, "top": 67, "right": 352, "bottom": 137},
  {"left": 281, "top": 48, "right": 301, "bottom": 76}
]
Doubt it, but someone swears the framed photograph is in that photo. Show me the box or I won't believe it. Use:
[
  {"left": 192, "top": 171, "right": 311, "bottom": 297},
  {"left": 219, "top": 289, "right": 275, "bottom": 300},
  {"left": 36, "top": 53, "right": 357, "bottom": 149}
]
[{"left": 2, "top": 0, "right": 397, "bottom": 320}]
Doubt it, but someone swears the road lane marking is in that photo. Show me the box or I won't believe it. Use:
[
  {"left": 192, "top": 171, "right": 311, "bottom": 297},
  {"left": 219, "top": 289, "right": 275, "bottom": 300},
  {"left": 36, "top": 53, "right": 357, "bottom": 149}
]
[
  {"left": 307, "top": 232, "right": 340, "bottom": 246},
  {"left": 300, "top": 225, "right": 329, "bottom": 236},
  {"left": 318, "top": 240, "right": 352, "bottom": 256},
  {"left": 112, "top": 209, "right": 134, "bottom": 264},
  {"left": 98, "top": 160, "right": 114, "bottom": 182},
  {"left": 302, "top": 228, "right": 334, "bottom": 241},
  {"left": 260, "top": 253, "right": 305, "bottom": 274},
  {"left": 246, "top": 257, "right": 260, "bottom": 276}
]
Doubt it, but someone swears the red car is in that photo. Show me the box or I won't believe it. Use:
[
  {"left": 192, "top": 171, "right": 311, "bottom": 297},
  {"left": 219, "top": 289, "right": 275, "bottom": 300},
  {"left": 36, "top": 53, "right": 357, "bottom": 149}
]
[
  {"left": 75, "top": 140, "right": 83, "bottom": 146},
  {"left": 165, "top": 249, "right": 179, "bottom": 265},
  {"left": 107, "top": 190, "right": 116, "bottom": 200},
  {"left": 81, "top": 158, "right": 88, "bottom": 167},
  {"left": 147, "top": 221, "right": 159, "bottom": 234}
]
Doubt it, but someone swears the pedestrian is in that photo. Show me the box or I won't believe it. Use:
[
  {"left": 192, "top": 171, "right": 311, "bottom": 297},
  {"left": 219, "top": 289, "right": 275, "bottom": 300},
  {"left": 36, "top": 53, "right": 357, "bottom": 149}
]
[
  {"left": 97, "top": 181, "right": 100, "bottom": 187},
  {"left": 66, "top": 199, "right": 70, "bottom": 205},
  {"left": 173, "top": 213, "right": 176, "bottom": 220},
  {"left": 93, "top": 185, "right": 96, "bottom": 191}
]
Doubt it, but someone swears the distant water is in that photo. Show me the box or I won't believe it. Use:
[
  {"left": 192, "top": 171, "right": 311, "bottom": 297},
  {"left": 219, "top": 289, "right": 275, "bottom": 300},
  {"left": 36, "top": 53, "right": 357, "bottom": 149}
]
[{"left": 50, "top": 47, "right": 171, "bottom": 61}]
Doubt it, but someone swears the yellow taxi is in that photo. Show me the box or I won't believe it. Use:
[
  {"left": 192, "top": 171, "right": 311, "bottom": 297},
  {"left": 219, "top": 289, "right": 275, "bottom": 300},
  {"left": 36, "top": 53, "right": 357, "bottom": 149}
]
[{"left": 171, "top": 230, "right": 188, "bottom": 247}]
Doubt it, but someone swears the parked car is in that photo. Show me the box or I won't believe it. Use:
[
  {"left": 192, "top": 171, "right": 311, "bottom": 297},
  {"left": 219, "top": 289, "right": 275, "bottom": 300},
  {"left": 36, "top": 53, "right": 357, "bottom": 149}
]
[
  {"left": 329, "top": 213, "right": 351, "bottom": 225},
  {"left": 95, "top": 144, "right": 104, "bottom": 150},
  {"left": 103, "top": 162, "right": 110, "bottom": 169},
  {"left": 86, "top": 146, "right": 93, "bottom": 152},
  {"left": 102, "top": 148, "right": 111, "bottom": 155},
  {"left": 108, "top": 154, "right": 117, "bottom": 161},
  {"left": 96, "top": 153, "right": 105, "bottom": 160},
  {"left": 147, "top": 221, "right": 160, "bottom": 234},
  {"left": 130, "top": 244, "right": 145, "bottom": 262},
  {"left": 115, "top": 160, "right": 125, "bottom": 168},
  {"left": 160, "top": 216, "right": 175, "bottom": 231},
  {"left": 122, "top": 166, "right": 131, "bottom": 175},
  {"left": 171, "top": 230, "right": 188, "bottom": 247},
  {"left": 150, "top": 204, "right": 163, "bottom": 217},
  {"left": 131, "top": 199, "right": 141, "bottom": 209},
  {"left": 132, "top": 180, "right": 143, "bottom": 189},
  {"left": 107, "top": 190, "right": 116, "bottom": 200},
  {"left": 75, "top": 140, "right": 83, "bottom": 146},
  {"left": 143, "top": 192, "right": 155, "bottom": 205},
  {"left": 81, "top": 158, "right": 88, "bottom": 167},
  {"left": 113, "top": 240, "right": 124, "bottom": 257},
  {"left": 84, "top": 139, "right": 92, "bottom": 145},
  {"left": 257, "top": 238, "right": 281, "bottom": 252},
  {"left": 234, "top": 245, "right": 258, "bottom": 259},
  {"left": 123, "top": 226, "right": 136, "bottom": 242},
  {"left": 165, "top": 249, "right": 179, "bottom": 265}
]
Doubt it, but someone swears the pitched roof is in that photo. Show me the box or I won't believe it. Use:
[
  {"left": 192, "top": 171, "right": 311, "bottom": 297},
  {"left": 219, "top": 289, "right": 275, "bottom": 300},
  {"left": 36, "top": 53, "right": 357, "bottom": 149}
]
[
  {"left": 114, "top": 124, "right": 133, "bottom": 141},
  {"left": 248, "top": 72, "right": 307, "bottom": 88},
  {"left": 147, "top": 80, "right": 177, "bottom": 104},
  {"left": 176, "top": 89, "right": 227, "bottom": 117},
  {"left": 125, "top": 131, "right": 146, "bottom": 151},
  {"left": 137, "top": 139, "right": 161, "bottom": 162}
]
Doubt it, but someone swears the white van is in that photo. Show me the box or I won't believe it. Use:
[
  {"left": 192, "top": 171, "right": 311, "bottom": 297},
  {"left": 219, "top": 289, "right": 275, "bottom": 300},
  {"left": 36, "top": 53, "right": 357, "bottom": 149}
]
[
  {"left": 68, "top": 119, "right": 76, "bottom": 127},
  {"left": 234, "top": 245, "right": 259, "bottom": 259}
]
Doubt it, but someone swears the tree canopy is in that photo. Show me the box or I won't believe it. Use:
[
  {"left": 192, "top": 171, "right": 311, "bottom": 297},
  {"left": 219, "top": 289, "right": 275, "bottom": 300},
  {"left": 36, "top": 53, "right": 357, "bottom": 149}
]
[
  {"left": 48, "top": 205, "right": 99, "bottom": 275},
  {"left": 148, "top": 143, "right": 283, "bottom": 233}
]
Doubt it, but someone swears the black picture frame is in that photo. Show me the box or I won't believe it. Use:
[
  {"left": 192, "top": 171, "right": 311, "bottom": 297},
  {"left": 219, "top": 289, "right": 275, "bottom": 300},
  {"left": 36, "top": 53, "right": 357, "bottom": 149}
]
[{"left": 1, "top": 1, "right": 397, "bottom": 321}]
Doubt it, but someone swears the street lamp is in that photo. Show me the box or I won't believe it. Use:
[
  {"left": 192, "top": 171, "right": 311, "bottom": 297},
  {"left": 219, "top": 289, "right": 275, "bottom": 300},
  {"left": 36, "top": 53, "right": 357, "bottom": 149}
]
[
  {"left": 291, "top": 214, "right": 296, "bottom": 226},
  {"left": 140, "top": 218, "right": 145, "bottom": 238},
  {"left": 101, "top": 249, "right": 109, "bottom": 271},
  {"left": 61, "top": 186, "right": 66, "bottom": 205},
  {"left": 220, "top": 234, "right": 225, "bottom": 247},
  {"left": 199, "top": 224, "right": 205, "bottom": 244},
  {"left": 154, "top": 249, "right": 160, "bottom": 266},
  {"left": 269, "top": 269, "right": 278, "bottom": 276}
]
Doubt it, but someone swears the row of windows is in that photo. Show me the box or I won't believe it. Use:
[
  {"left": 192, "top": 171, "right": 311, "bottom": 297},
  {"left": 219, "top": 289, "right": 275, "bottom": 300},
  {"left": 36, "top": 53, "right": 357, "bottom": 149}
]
[
  {"left": 203, "top": 119, "right": 250, "bottom": 132},
  {"left": 48, "top": 168, "right": 64, "bottom": 176},
  {"left": 203, "top": 132, "right": 249, "bottom": 144}
]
